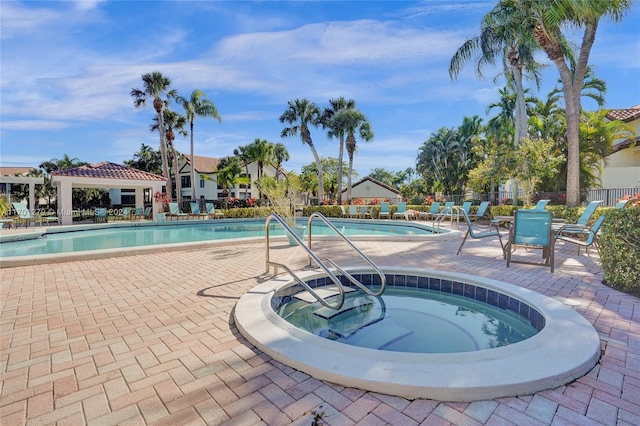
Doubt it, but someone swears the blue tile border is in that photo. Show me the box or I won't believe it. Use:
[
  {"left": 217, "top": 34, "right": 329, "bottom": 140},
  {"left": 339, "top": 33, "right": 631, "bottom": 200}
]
[{"left": 271, "top": 273, "right": 546, "bottom": 332}]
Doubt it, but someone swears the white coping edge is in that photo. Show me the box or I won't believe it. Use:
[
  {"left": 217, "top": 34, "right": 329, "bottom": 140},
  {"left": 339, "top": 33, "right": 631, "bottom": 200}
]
[
  {"left": 0, "top": 219, "right": 459, "bottom": 268},
  {"left": 234, "top": 267, "right": 601, "bottom": 402}
]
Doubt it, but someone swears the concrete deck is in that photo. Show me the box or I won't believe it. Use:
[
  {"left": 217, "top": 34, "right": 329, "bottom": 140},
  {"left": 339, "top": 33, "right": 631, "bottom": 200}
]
[{"left": 1, "top": 226, "right": 639, "bottom": 425}]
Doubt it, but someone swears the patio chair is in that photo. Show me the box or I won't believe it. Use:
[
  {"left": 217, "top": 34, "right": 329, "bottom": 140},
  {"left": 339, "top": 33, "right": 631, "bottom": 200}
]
[
  {"left": 468, "top": 201, "right": 491, "bottom": 225},
  {"left": 392, "top": 202, "right": 414, "bottom": 220},
  {"left": 11, "top": 202, "right": 34, "bottom": 227},
  {"left": 189, "top": 202, "right": 208, "bottom": 219},
  {"left": 143, "top": 206, "right": 152, "bottom": 219},
  {"left": 457, "top": 208, "right": 504, "bottom": 256},
  {"left": 35, "top": 209, "right": 59, "bottom": 226},
  {"left": 168, "top": 202, "right": 188, "bottom": 220},
  {"left": 418, "top": 202, "right": 440, "bottom": 221},
  {"left": 133, "top": 207, "right": 145, "bottom": 221},
  {"left": 460, "top": 201, "right": 472, "bottom": 214},
  {"left": 506, "top": 210, "right": 555, "bottom": 273},
  {"left": 339, "top": 205, "right": 348, "bottom": 218},
  {"left": 552, "top": 200, "right": 602, "bottom": 236},
  {"left": 555, "top": 214, "right": 605, "bottom": 255},
  {"left": 94, "top": 208, "right": 108, "bottom": 223},
  {"left": 434, "top": 201, "right": 456, "bottom": 227},
  {"left": 205, "top": 202, "right": 225, "bottom": 219},
  {"left": 115, "top": 207, "right": 132, "bottom": 221},
  {"left": 359, "top": 205, "right": 372, "bottom": 219},
  {"left": 348, "top": 205, "right": 359, "bottom": 218},
  {"left": 533, "top": 199, "right": 550, "bottom": 211},
  {"left": 378, "top": 202, "right": 390, "bottom": 219}
]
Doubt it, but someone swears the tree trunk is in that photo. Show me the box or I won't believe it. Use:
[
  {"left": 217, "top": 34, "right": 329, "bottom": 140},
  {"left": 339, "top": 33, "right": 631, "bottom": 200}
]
[
  {"left": 190, "top": 120, "right": 196, "bottom": 201},
  {"left": 511, "top": 61, "right": 528, "bottom": 207},
  {"left": 337, "top": 135, "right": 345, "bottom": 204},
  {"left": 302, "top": 127, "right": 323, "bottom": 203},
  {"left": 347, "top": 154, "right": 354, "bottom": 202},
  {"left": 157, "top": 111, "right": 173, "bottom": 200}
]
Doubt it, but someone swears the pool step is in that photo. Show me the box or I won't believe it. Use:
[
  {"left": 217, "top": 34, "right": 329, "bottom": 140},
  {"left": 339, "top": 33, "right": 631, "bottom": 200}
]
[
  {"left": 294, "top": 285, "right": 355, "bottom": 304},
  {"left": 345, "top": 322, "right": 414, "bottom": 350}
]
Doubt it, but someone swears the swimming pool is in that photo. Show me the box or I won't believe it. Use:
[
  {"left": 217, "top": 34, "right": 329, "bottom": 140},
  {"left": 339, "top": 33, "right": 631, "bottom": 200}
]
[
  {"left": 235, "top": 267, "right": 601, "bottom": 401},
  {"left": 0, "top": 218, "right": 454, "bottom": 267}
]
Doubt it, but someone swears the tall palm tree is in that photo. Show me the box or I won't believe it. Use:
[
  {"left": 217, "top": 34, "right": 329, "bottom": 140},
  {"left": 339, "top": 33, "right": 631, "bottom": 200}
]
[
  {"left": 273, "top": 143, "right": 290, "bottom": 180},
  {"left": 233, "top": 145, "right": 252, "bottom": 200},
  {"left": 280, "top": 99, "right": 324, "bottom": 203},
  {"left": 330, "top": 108, "right": 373, "bottom": 201},
  {"left": 450, "top": 0, "right": 541, "bottom": 149},
  {"left": 529, "top": 0, "right": 634, "bottom": 205},
  {"left": 151, "top": 109, "right": 187, "bottom": 203},
  {"left": 176, "top": 89, "right": 221, "bottom": 201},
  {"left": 321, "top": 97, "right": 356, "bottom": 204},
  {"left": 131, "top": 71, "right": 177, "bottom": 198}
]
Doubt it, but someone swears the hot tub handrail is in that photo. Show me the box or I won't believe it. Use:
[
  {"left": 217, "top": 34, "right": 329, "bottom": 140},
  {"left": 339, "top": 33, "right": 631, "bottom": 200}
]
[
  {"left": 307, "top": 212, "right": 386, "bottom": 297},
  {"left": 265, "top": 214, "right": 346, "bottom": 310}
]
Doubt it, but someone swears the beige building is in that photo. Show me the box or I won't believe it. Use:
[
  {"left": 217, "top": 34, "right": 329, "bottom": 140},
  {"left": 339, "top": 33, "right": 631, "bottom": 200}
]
[
  {"left": 342, "top": 176, "right": 403, "bottom": 204},
  {"left": 601, "top": 105, "right": 640, "bottom": 190}
]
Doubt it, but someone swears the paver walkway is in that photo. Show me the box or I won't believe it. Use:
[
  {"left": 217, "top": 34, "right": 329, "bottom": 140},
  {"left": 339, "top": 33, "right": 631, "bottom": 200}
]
[{"left": 1, "top": 231, "right": 639, "bottom": 425}]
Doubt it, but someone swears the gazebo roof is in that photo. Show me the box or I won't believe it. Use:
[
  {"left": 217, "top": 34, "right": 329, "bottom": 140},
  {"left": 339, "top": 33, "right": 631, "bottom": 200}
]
[{"left": 52, "top": 162, "right": 166, "bottom": 181}]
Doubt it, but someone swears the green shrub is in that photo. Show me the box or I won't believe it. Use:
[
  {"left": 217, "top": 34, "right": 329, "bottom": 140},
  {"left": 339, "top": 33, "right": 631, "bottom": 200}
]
[{"left": 599, "top": 208, "right": 640, "bottom": 296}]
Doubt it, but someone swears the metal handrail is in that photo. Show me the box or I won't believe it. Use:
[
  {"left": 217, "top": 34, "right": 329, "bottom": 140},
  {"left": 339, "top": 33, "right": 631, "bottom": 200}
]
[
  {"left": 265, "top": 214, "right": 347, "bottom": 309},
  {"left": 307, "top": 212, "right": 386, "bottom": 297}
]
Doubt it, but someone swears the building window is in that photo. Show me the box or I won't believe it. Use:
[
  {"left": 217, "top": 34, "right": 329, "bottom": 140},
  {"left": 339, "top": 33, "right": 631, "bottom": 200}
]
[
  {"left": 181, "top": 176, "right": 191, "bottom": 188},
  {"left": 239, "top": 173, "right": 251, "bottom": 189},
  {"left": 200, "top": 179, "right": 205, "bottom": 189}
]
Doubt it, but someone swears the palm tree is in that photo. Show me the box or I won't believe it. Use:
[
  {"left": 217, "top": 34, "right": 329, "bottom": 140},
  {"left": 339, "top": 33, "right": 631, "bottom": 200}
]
[
  {"left": 215, "top": 156, "right": 244, "bottom": 205},
  {"left": 273, "top": 143, "right": 290, "bottom": 180},
  {"left": 450, "top": 0, "right": 541, "bottom": 149},
  {"left": 233, "top": 145, "right": 252, "bottom": 200},
  {"left": 151, "top": 109, "right": 187, "bottom": 203},
  {"left": 280, "top": 99, "right": 324, "bottom": 203},
  {"left": 529, "top": 0, "right": 634, "bottom": 205},
  {"left": 330, "top": 108, "right": 373, "bottom": 201},
  {"left": 176, "top": 89, "right": 221, "bottom": 201},
  {"left": 131, "top": 71, "right": 177, "bottom": 198},
  {"left": 124, "top": 143, "right": 162, "bottom": 175},
  {"left": 321, "top": 97, "right": 356, "bottom": 204}
]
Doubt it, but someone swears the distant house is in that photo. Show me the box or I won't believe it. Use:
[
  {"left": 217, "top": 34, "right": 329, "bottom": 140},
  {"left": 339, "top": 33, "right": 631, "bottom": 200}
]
[
  {"left": 601, "top": 105, "right": 640, "bottom": 189},
  {"left": 342, "top": 176, "right": 403, "bottom": 204},
  {"left": 177, "top": 154, "right": 277, "bottom": 202}
]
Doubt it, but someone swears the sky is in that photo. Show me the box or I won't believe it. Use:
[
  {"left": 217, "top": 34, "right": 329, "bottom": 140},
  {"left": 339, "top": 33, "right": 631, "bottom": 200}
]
[{"left": 1, "top": 0, "right": 639, "bottom": 177}]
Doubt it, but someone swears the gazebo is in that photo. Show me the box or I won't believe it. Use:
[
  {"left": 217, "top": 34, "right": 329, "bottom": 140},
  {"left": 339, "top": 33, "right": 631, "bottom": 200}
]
[{"left": 51, "top": 162, "right": 166, "bottom": 225}]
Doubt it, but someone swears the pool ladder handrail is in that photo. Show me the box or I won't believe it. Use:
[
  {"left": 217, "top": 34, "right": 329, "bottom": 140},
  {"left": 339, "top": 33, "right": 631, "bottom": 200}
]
[
  {"left": 307, "top": 212, "right": 386, "bottom": 298},
  {"left": 265, "top": 214, "right": 347, "bottom": 310},
  {"left": 264, "top": 213, "right": 386, "bottom": 310}
]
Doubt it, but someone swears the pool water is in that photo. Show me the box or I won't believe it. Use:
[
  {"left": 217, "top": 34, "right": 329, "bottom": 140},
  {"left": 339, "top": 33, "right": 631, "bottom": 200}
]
[
  {"left": 0, "top": 219, "right": 434, "bottom": 258},
  {"left": 277, "top": 287, "right": 538, "bottom": 353}
]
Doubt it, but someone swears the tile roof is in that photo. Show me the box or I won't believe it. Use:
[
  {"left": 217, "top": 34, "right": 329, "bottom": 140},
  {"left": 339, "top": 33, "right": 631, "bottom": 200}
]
[
  {"left": 343, "top": 176, "right": 403, "bottom": 195},
  {"left": 606, "top": 104, "right": 640, "bottom": 122},
  {"left": 183, "top": 155, "right": 221, "bottom": 173},
  {"left": 51, "top": 162, "right": 166, "bottom": 181},
  {"left": 0, "top": 167, "right": 36, "bottom": 176}
]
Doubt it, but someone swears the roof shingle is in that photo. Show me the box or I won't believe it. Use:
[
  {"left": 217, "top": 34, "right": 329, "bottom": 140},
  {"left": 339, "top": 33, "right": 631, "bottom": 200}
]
[
  {"left": 51, "top": 162, "right": 166, "bottom": 181},
  {"left": 606, "top": 105, "right": 640, "bottom": 122}
]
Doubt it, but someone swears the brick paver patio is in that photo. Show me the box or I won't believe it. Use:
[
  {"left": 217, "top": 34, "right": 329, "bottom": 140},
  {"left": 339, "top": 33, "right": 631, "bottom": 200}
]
[{"left": 1, "top": 229, "right": 639, "bottom": 425}]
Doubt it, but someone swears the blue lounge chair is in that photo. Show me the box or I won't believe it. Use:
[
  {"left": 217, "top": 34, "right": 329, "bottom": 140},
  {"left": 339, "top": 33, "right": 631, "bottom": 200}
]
[
  {"left": 205, "top": 202, "right": 225, "bottom": 219},
  {"left": 460, "top": 201, "right": 472, "bottom": 214},
  {"left": 506, "top": 210, "right": 554, "bottom": 273},
  {"left": 378, "top": 202, "right": 390, "bottom": 219},
  {"left": 555, "top": 214, "right": 605, "bottom": 255},
  {"left": 552, "top": 200, "right": 602, "bottom": 235},
  {"left": 189, "top": 202, "right": 208, "bottom": 219},
  {"left": 533, "top": 199, "right": 550, "bottom": 211},
  {"left": 468, "top": 201, "right": 491, "bottom": 224},
  {"left": 457, "top": 208, "right": 504, "bottom": 256},
  {"left": 12, "top": 202, "right": 34, "bottom": 227},
  {"left": 339, "top": 205, "right": 348, "bottom": 218},
  {"left": 392, "top": 202, "right": 413, "bottom": 220},
  {"left": 348, "top": 205, "right": 359, "bottom": 218},
  {"left": 168, "top": 202, "right": 188, "bottom": 220},
  {"left": 359, "top": 205, "right": 372, "bottom": 219},
  {"left": 434, "top": 201, "right": 456, "bottom": 226},
  {"left": 94, "top": 208, "right": 108, "bottom": 223},
  {"left": 418, "top": 202, "right": 440, "bottom": 220}
]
